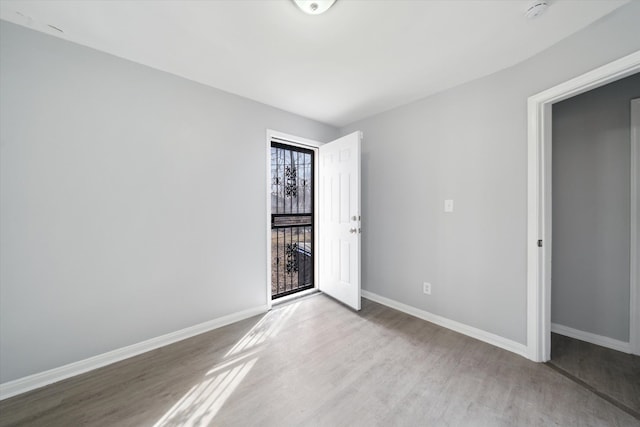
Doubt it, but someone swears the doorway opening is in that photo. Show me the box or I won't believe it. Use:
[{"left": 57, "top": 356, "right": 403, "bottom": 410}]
[
  {"left": 265, "top": 129, "right": 362, "bottom": 311},
  {"left": 546, "top": 77, "right": 640, "bottom": 417},
  {"left": 270, "top": 141, "right": 315, "bottom": 300},
  {"left": 527, "top": 51, "right": 640, "bottom": 364}
]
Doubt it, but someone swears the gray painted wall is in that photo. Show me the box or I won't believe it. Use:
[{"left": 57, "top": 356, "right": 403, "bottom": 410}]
[
  {"left": 551, "top": 73, "right": 640, "bottom": 342},
  {"left": 2, "top": 4, "right": 640, "bottom": 386},
  {"left": 0, "top": 21, "right": 337, "bottom": 383},
  {"left": 340, "top": 3, "right": 640, "bottom": 345}
]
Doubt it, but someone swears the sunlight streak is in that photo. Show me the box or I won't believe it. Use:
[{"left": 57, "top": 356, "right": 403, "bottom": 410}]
[
  {"left": 153, "top": 355, "right": 258, "bottom": 427},
  {"left": 205, "top": 349, "right": 259, "bottom": 376},
  {"left": 153, "top": 301, "right": 301, "bottom": 426},
  {"left": 225, "top": 302, "right": 299, "bottom": 357}
]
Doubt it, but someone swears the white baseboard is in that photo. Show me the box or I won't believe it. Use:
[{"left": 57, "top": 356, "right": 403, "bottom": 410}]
[
  {"left": 550, "top": 323, "right": 631, "bottom": 354},
  {"left": 0, "top": 304, "right": 268, "bottom": 401},
  {"left": 361, "top": 290, "right": 528, "bottom": 359}
]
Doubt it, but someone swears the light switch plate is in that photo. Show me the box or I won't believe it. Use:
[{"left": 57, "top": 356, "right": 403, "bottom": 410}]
[{"left": 444, "top": 199, "right": 454, "bottom": 213}]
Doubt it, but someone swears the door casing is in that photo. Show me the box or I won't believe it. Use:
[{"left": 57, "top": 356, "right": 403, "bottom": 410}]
[{"left": 526, "top": 51, "right": 640, "bottom": 362}]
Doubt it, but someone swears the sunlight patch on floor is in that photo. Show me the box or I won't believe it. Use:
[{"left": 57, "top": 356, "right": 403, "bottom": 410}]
[
  {"left": 225, "top": 301, "right": 298, "bottom": 358},
  {"left": 153, "top": 301, "right": 300, "bottom": 426}
]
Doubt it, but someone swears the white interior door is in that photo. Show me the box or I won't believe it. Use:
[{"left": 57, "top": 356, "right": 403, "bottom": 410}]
[{"left": 319, "top": 131, "right": 361, "bottom": 310}]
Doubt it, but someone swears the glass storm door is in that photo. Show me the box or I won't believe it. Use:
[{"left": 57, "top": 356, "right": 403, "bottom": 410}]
[{"left": 270, "top": 142, "right": 314, "bottom": 299}]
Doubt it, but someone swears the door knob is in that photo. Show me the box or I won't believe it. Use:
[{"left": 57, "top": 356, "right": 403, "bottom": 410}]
[{"left": 349, "top": 228, "right": 357, "bottom": 233}]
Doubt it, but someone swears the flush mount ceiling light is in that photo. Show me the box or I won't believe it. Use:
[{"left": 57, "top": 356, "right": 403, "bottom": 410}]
[
  {"left": 525, "top": 1, "right": 549, "bottom": 19},
  {"left": 293, "top": 0, "right": 337, "bottom": 15}
]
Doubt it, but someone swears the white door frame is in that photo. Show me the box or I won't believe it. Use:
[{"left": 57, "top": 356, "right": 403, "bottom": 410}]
[
  {"left": 631, "top": 98, "right": 640, "bottom": 355},
  {"left": 527, "top": 50, "right": 640, "bottom": 362},
  {"left": 265, "top": 130, "right": 321, "bottom": 310}
]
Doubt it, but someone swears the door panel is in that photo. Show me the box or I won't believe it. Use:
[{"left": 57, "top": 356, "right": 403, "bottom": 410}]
[{"left": 319, "top": 131, "right": 361, "bottom": 310}]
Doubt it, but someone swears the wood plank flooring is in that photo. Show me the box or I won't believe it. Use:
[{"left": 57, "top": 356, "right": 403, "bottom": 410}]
[
  {"left": 1, "top": 294, "right": 639, "bottom": 426},
  {"left": 549, "top": 332, "right": 640, "bottom": 417}
]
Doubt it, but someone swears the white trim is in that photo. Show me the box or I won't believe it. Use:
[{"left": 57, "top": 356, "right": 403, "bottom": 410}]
[
  {"left": 551, "top": 323, "right": 632, "bottom": 354},
  {"left": 631, "top": 98, "right": 640, "bottom": 356},
  {"left": 267, "top": 129, "right": 323, "bottom": 150},
  {"left": 266, "top": 131, "right": 272, "bottom": 310},
  {"left": 272, "top": 288, "right": 319, "bottom": 306},
  {"left": 362, "top": 290, "right": 528, "bottom": 359},
  {"left": 265, "top": 130, "right": 321, "bottom": 310},
  {"left": 0, "top": 304, "right": 267, "bottom": 401},
  {"left": 527, "top": 50, "right": 640, "bottom": 362}
]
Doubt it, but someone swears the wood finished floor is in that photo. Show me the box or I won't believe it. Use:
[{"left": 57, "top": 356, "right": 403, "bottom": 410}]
[
  {"left": 1, "top": 294, "right": 639, "bottom": 426},
  {"left": 549, "top": 332, "right": 640, "bottom": 417}
]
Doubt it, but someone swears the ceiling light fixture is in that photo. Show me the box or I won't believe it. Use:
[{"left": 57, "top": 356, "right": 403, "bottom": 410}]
[
  {"left": 293, "top": 0, "right": 336, "bottom": 15},
  {"left": 525, "top": 1, "right": 549, "bottom": 19}
]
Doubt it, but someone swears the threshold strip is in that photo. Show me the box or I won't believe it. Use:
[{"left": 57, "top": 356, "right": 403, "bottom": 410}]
[{"left": 545, "top": 362, "right": 640, "bottom": 421}]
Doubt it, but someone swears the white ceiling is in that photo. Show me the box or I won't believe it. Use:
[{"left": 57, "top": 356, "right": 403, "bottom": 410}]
[{"left": 0, "top": 0, "right": 629, "bottom": 127}]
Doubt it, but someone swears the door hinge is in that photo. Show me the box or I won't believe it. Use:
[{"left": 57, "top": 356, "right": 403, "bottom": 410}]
[{"left": 537, "top": 240, "right": 543, "bottom": 247}]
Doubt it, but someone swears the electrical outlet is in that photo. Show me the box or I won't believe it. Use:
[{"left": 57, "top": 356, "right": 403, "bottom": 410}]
[{"left": 423, "top": 282, "right": 432, "bottom": 295}]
